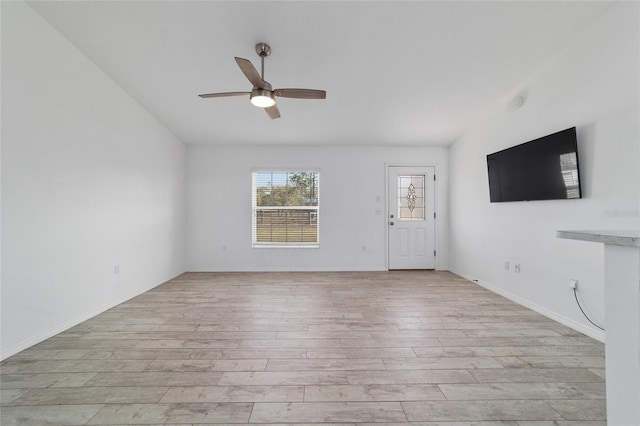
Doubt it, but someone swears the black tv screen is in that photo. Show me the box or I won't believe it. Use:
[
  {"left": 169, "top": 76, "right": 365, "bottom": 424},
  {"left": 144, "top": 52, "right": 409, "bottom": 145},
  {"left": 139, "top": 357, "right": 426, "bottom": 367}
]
[{"left": 487, "top": 127, "right": 582, "bottom": 202}]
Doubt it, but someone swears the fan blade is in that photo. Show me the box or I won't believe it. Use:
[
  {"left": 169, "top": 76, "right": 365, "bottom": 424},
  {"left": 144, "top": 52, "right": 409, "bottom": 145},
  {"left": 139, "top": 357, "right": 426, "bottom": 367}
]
[
  {"left": 198, "top": 92, "right": 250, "bottom": 98},
  {"left": 274, "top": 88, "right": 326, "bottom": 99},
  {"left": 265, "top": 104, "right": 281, "bottom": 119},
  {"left": 235, "top": 57, "right": 263, "bottom": 88}
]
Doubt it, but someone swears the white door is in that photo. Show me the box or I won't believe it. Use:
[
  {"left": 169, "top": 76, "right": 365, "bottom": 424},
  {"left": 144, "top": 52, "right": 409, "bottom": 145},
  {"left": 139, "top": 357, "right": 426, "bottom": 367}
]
[{"left": 388, "top": 166, "right": 436, "bottom": 269}]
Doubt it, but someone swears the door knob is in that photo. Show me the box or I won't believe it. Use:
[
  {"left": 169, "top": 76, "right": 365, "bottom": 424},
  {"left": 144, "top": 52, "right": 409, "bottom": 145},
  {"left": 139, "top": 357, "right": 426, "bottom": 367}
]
[
  {"left": 390, "top": 222, "right": 394, "bottom": 226},
  {"left": 390, "top": 214, "right": 394, "bottom": 219}
]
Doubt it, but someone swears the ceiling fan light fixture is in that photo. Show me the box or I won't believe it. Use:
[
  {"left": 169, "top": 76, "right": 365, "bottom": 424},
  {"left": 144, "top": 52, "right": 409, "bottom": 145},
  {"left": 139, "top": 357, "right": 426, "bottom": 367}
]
[
  {"left": 250, "top": 89, "right": 276, "bottom": 108},
  {"left": 198, "top": 43, "right": 325, "bottom": 119}
]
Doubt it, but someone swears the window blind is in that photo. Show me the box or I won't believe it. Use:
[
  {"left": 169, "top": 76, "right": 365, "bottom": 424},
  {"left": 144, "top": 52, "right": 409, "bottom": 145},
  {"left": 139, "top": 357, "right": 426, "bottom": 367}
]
[{"left": 252, "top": 171, "right": 319, "bottom": 247}]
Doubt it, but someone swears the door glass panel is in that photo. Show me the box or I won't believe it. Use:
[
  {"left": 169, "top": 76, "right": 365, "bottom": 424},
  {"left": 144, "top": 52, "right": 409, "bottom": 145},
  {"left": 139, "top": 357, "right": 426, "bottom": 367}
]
[{"left": 398, "top": 175, "right": 425, "bottom": 220}]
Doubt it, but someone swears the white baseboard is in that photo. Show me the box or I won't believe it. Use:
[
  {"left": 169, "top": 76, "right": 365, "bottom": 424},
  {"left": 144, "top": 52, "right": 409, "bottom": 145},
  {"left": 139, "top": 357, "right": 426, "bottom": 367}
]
[
  {"left": 1, "top": 299, "right": 120, "bottom": 360},
  {"left": 6, "top": 267, "right": 597, "bottom": 359},
  {"left": 449, "top": 268, "right": 605, "bottom": 343},
  {"left": 1, "top": 271, "right": 186, "bottom": 361},
  {"left": 187, "top": 266, "right": 388, "bottom": 272},
  {"left": 188, "top": 266, "right": 449, "bottom": 272}
]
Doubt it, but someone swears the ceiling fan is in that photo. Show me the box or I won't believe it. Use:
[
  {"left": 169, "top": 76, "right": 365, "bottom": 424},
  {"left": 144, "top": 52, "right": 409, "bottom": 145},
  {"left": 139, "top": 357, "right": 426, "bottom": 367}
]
[{"left": 198, "top": 43, "right": 326, "bottom": 119}]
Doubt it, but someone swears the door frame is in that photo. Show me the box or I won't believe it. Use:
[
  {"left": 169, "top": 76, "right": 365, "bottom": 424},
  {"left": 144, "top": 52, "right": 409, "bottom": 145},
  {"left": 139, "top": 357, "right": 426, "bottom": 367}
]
[{"left": 385, "top": 163, "right": 437, "bottom": 271}]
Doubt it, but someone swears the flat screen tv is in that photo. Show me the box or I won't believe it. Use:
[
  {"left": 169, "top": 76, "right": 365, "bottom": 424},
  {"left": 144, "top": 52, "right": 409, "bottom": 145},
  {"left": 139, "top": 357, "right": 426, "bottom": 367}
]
[{"left": 487, "top": 127, "right": 582, "bottom": 202}]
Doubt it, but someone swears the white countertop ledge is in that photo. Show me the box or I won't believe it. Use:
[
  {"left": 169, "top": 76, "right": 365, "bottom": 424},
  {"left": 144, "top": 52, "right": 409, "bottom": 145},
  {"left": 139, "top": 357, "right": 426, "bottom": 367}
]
[{"left": 557, "top": 230, "right": 640, "bottom": 247}]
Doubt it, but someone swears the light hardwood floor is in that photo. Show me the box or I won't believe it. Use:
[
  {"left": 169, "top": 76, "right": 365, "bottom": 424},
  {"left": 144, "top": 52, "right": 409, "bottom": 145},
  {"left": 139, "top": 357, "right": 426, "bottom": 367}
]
[{"left": 1, "top": 271, "right": 606, "bottom": 425}]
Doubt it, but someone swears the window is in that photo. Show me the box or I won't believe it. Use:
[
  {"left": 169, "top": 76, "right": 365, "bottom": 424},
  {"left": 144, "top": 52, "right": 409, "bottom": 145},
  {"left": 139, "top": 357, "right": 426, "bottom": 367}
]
[
  {"left": 559, "top": 152, "right": 580, "bottom": 199},
  {"left": 252, "top": 171, "right": 319, "bottom": 247},
  {"left": 398, "top": 174, "right": 425, "bottom": 220}
]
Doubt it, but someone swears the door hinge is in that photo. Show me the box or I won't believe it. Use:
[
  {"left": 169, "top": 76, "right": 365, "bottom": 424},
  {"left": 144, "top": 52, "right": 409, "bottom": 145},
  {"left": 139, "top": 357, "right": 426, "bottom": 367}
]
[
  {"left": 434, "top": 250, "right": 436, "bottom": 257},
  {"left": 434, "top": 212, "right": 436, "bottom": 219},
  {"left": 433, "top": 174, "right": 436, "bottom": 181}
]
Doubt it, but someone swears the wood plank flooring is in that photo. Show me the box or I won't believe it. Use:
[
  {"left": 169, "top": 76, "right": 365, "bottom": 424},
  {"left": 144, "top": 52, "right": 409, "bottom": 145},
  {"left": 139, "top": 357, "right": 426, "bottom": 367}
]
[{"left": 1, "top": 271, "right": 606, "bottom": 425}]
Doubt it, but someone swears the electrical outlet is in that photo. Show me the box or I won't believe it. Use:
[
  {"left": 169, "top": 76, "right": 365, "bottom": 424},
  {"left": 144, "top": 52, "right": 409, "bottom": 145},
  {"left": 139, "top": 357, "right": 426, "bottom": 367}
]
[
  {"left": 513, "top": 263, "right": 521, "bottom": 273},
  {"left": 114, "top": 264, "right": 120, "bottom": 275},
  {"left": 569, "top": 279, "right": 578, "bottom": 289},
  {"left": 504, "top": 260, "right": 510, "bottom": 270}
]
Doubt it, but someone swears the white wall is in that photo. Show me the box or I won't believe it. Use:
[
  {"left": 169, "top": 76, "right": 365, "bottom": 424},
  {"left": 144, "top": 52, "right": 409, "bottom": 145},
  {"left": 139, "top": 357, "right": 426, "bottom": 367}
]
[
  {"left": 449, "top": 2, "right": 639, "bottom": 342},
  {"left": 1, "top": 2, "right": 187, "bottom": 359},
  {"left": 187, "top": 145, "right": 448, "bottom": 271}
]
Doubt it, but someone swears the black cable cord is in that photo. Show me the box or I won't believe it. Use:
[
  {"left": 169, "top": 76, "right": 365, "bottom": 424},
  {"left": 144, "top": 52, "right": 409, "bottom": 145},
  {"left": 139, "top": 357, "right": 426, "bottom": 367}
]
[{"left": 573, "top": 287, "right": 605, "bottom": 331}]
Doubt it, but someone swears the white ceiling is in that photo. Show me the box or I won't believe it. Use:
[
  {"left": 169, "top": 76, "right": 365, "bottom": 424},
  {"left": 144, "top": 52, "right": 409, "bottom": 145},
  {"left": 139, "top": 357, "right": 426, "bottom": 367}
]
[{"left": 28, "top": 1, "right": 613, "bottom": 147}]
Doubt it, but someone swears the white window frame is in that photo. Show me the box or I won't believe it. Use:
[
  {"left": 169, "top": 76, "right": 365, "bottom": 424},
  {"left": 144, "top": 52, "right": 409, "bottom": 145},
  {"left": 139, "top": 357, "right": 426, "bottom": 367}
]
[{"left": 252, "top": 170, "right": 320, "bottom": 248}]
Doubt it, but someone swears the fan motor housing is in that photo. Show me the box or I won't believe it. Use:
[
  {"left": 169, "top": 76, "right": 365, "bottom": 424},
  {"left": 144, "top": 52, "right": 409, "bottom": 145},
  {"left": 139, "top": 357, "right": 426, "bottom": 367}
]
[{"left": 250, "top": 88, "right": 275, "bottom": 107}]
